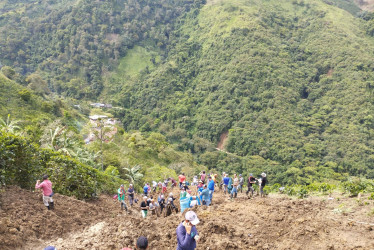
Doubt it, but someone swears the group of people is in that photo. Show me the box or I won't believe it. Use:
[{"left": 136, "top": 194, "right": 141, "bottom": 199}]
[
  {"left": 115, "top": 171, "right": 268, "bottom": 220},
  {"left": 35, "top": 170, "right": 267, "bottom": 250}
]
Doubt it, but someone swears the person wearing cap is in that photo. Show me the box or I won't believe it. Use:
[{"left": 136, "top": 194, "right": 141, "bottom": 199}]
[
  {"left": 246, "top": 173, "right": 256, "bottom": 197},
  {"left": 35, "top": 174, "right": 54, "bottom": 210},
  {"left": 176, "top": 211, "right": 200, "bottom": 250},
  {"left": 128, "top": 184, "right": 135, "bottom": 206},
  {"left": 260, "top": 173, "right": 267, "bottom": 197},
  {"left": 140, "top": 196, "right": 149, "bottom": 218},
  {"left": 118, "top": 184, "right": 127, "bottom": 211},
  {"left": 207, "top": 176, "right": 215, "bottom": 201},
  {"left": 238, "top": 174, "right": 244, "bottom": 193}
]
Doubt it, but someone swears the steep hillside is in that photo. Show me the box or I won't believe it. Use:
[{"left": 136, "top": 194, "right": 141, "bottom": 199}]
[
  {"left": 111, "top": 0, "right": 374, "bottom": 181},
  {"left": 0, "top": 0, "right": 204, "bottom": 98}
]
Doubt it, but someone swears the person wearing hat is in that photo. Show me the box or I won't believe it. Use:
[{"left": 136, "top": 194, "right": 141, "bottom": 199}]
[
  {"left": 176, "top": 211, "right": 200, "bottom": 250},
  {"left": 128, "top": 184, "right": 135, "bottom": 206},
  {"left": 118, "top": 184, "right": 127, "bottom": 211},
  {"left": 260, "top": 173, "right": 267, "bottom": 197},
  {"left": 246, "top": 173, "right": 256, "bottom": 197},
  {"left": 238, "top": 174, "right": 244, "bottom": 193},
  {"left": 35, "top": 174, "right": 54, "bottom": 210}
]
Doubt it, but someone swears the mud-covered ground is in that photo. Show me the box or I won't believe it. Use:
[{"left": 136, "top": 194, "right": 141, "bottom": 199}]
[{"left": 1, "top": 186, "right": 373, "bottom": 249}]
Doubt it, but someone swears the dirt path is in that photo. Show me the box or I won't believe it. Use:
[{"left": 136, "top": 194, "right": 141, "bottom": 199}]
[{"left": 1, "top": 186, "right": 374, "bottom": 249}]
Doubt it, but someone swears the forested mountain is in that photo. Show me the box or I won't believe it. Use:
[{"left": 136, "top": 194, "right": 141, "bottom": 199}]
[
  {"left": 1, "top": 0, "right": 374, "bottom": 184},
  {"left": 110, "top": 0, "right": 374, "bottom": 182},
  {"left": 0, "top": 0, "right": 203, "bottom": 98}
]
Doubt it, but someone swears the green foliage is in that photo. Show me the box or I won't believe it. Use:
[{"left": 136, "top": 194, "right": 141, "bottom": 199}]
[
  {"left": 104, "top": 165, "right": 120, "bottom": 178},
  {"left": 0, "top": 131, "right": 125, "bottom": 199},
  {"left": 369, "top": 193, "right": 374, "bottom": 200},
  {"left": 341, "top": 178, "right": 374, "bottom": 197},
  {"left": 18, "top": 89, "right": 31, "bottom": 102},
  {"left": 110, "top": 0, "right": 374, "bottom": 183},
  {"left": 0, "top": 0, "right": 203, "bottom": 99},
  {"left": 1, "top": 66, "right": 16, "bottom": 80}
]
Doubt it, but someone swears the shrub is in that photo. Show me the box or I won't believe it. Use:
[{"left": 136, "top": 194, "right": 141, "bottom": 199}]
[
  {"left": 0, "top": 131, "right": 126, "bottom": 199},
  {"left": 341, "top": 178, "right": 368, "bottom": 197}
]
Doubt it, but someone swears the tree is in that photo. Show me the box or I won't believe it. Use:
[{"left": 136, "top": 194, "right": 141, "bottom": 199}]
[
  {"left": 0, "top": 114, "right": 20, "bottom": 133},
  {"left": 123, "top": 164, "right": 143, "bottom": 186}
]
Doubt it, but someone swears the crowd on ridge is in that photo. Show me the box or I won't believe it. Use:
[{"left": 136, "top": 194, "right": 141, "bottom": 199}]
[{"left": 36, "top": 171, "right": 268, "bottom": 250}]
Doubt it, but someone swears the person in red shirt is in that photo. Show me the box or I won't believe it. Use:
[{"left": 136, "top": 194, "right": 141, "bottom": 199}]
[
  {"left": 35, "top": 175, "right": 54, "bottom": 210},
  {"left": 178, "top": 173, "right": 186, "bottom": 189}
]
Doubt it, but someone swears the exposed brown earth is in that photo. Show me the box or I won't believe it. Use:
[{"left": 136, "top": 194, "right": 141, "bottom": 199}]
[{"left": 0, "top": 186, "right": 373, "bottom": 249}]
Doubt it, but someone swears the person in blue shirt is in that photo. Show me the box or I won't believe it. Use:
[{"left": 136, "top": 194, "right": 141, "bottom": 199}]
[
  {"left": 199, "top": 185, "right": 210, "bottom": 206},
  {"left": 207, "top": 176, "right": 215, "bottom": 202},
  {"left": 143, "top": 183, "right": 149, "bottom": 195},
  {"left": 223, "top": 174, "right": 230, "bottom": 194}
]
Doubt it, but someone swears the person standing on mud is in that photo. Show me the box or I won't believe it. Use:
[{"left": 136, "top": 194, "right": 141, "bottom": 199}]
[
  {"left": 238, "top": 174, "right": 244, "bottom": 193},
  {"left": 128, "top": 184, "right": 135, "bottom": 206},
  {"left": 140, "top": 196, "right": 149, "bottom": 218},
  {"left": 176, "top": 211, "right": 200, "bottom": 250},
  {"left": 223, "top": 174, "right": 230, "bottom": 194},
  {"left": 260, "top": 173, "right": 267, "bottom": 197},
  {"left": 199, "top": 184, "right": 210, "bottom": 206},
  {"left": 179, "top": 173, "right": 186, "bottom": 189},
  {"left": 208, "top": 176, "right": 215, "bottom": 202},
  {"left": 35, "top": 175, "right": 54, "bottom": 210},
  {"left": 230, "top": 174, "right": 239, "bottom": 199},
  {"left": 199, "top": 171, "right": 206, "bottom": 184},
  {"left": 118, "top": 184, "right": 127, "bottom": 211},
  {"left": 246, "top": 173, "right": 256, "bottom": 197},
  {"left": 143, "top": 183, "right": 149, "bottom": 196}
]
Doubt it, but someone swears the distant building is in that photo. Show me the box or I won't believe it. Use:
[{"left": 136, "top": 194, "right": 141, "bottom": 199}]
[
  {"left": 89, "top": 115, "right": 108, "bottom": 121},
  {"left": 90, "top": 103, "right": 112, "bottom": 108}
]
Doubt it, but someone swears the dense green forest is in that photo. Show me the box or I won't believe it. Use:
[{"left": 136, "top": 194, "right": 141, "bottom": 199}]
[
  {"left": 1, "top": 0, "right": 374, "bottom": 188},
  {"left": 111, "top": 0, "right": 374, "bottom": 182}
]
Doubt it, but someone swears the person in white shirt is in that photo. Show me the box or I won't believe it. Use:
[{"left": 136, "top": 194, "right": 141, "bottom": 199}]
[{"left": 190, "top": 196, "right": 198, "bottom": 208}]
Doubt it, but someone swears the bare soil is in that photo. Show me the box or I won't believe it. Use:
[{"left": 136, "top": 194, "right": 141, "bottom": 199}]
[{"left": 1, "top": 186, "right": 374, "bottom": 249}]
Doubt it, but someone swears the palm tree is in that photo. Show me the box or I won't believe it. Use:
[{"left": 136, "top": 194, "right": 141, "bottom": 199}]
[
  {"left": 123, "top": 164, "right": 143, "bottom": 185},
  {"left": 0, "top": 114, "right": 20, "bottom": 133}
]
